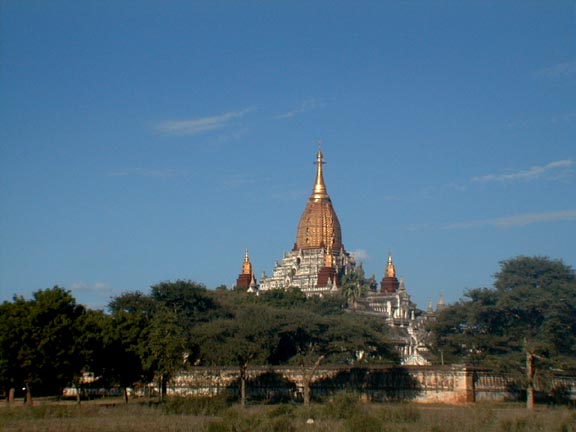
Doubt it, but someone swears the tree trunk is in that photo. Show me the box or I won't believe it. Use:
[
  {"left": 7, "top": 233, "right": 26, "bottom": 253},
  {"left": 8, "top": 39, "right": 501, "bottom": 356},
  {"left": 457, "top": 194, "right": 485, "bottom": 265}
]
[
  {"left": 7, "top": 388, "right": 15, "bottom": 403},
  {"left": 303, "top": 379, "right": 311, "bottom": 406},
  {"left": 158, "top": 376, "right": 165, "bottom": 403},
  {"left": 240, "top": 366, "right": 247, "bottom": 407},
  {"left": 123, "top": 387, "right": 129, "bottom": 404},
  {"left": 24, "top": 383, "right": 32, "bottom": 405},
  {"left": 75, "top": 384, "right": 81, "bottom": 405},
  {"left": 301, "top": 354, "right": 326, "bottom": 406},
  {"left": 526, "top": 351, "right": 535, "bottom": 410}
]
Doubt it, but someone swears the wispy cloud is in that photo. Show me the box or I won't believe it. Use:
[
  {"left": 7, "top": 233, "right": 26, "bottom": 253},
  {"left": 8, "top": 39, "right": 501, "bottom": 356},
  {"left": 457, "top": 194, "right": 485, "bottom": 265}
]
[
  {"left": 156, "top": 108, "right": 253, "bottom": 136},
  {"left": 108, "top": 168, "right": 188, "bottom": 178},
  {"left": 70, "top": 282, "right": 115, "bottom": 310},
  {"left": 551, "top": 112, "right": 576, "bottom": 124},
  {"left": 71, "top": 281, "right": 111, "bottom": 293},
  {"left": 351, "top": 249, "right": 369, "bottom": 261},
  {"left": 402, "top": 223, "right": 434, "bottom": 232},
  {"left": 420, "top": 182, "right": 468, "bottom": 198},
  {"left": 472, "top": 160, "right": 574, "bottom": 183},
  {"left": 442, "top": 210, "right": 576, "bottom": 230},
  {"left": 534, "top": 61, "right": 576, "bottom": 79},
  {"left": 275, "top": 99, "right": 325, "bottom": 119}
]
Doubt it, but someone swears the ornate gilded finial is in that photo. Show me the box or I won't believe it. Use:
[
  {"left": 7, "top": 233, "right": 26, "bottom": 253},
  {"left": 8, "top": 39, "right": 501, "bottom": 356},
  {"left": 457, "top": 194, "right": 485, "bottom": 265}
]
[
  {"left": 385, "top": 252, "right": 396, "bottom": 278},
  {"left": 311, "top": 147, "right": 329, "bottom": 200},
  {"left": 241, "top": 249, "right": 252, "bottom": 275}
]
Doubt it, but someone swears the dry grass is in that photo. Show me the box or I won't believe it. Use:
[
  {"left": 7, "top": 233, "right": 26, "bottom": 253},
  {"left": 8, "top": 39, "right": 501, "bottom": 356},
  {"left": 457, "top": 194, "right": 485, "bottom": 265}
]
[{"left": 1, "top": 395, "right": 575, "bottom": 432}]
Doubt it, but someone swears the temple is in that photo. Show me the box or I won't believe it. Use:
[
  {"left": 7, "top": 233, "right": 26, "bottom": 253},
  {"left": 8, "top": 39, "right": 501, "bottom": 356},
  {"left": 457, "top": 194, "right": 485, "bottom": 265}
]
[
  {"left": 234, "top": 148, "right": 442, "bottom": 364},
  {"left": 257, "top": 149, "right": 355, "bottom": 295}
]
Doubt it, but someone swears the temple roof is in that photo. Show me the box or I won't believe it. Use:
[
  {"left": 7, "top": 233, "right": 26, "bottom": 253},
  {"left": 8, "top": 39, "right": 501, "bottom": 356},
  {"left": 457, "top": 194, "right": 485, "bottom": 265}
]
[{"left": 295, "top": 150, "right": 343, "bottom": 251}]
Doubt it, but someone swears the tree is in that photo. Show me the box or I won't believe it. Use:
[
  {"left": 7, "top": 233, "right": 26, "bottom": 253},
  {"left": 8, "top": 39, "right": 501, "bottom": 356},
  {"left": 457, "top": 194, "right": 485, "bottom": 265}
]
[
  {"left": 0, "top": 296, "right": 29, "bottom": 401},
  {"left": 107, "top": 291, "right": 158, "bottom": 402},
  {"left": 150, "top": 280, "right": 216, "bottom": 325},
  {"left": 274, "top": 310, "right": 397, "bottom": 405},
  {"left": 0, "top": 287, "right": 87, "bottom": 402},
  {"left": 257, "top": 288, "right": 308, "bottom": 309},
  {"left": 494, "top": 256, "right": 575, "bottom": 292},
  {"left": 432, "top": 256, "right": 576, "bottom": 409},
  {"left": 72, "top": 309, "right": 110, "bottom": 403},
  {"left": 192, "top": 304, "right": 284, "bottom": 406},
  {"left": 340, "top": 270, "right": 369, "bottom": 310},
  {"left": 141, "top": 307, "right": 188, "bottom": 401}
]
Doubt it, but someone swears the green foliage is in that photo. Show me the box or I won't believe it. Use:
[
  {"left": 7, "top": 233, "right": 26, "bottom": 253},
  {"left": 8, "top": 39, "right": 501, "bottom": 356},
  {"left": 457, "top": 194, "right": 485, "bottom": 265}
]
[
  {"left": 494, "top": 256, "right": 575, "bottom": 292},
  {"left": 162, "top": 395, "right": 230, "bottom": 415},
  {"left": 256, "top": 288, "right": 308, "bottom": 308},
  {"left": 322, "top": 391, "right": 363, "bottom": 419},
  {"left": 193, "top": 303, "right": 286, "bottom": 368},
  {"left": 0, "top": 287, "right": 88, "bottom": 396},
  {"left": 108, "top": 290, "right": 157, "bottom": 316},
  {"left": 151, "top": 280, "right": 216, "bottom": 325},
  {"left": 340, "top": 270, "right": 369, "bottom": 309},
  {"left": 107, "top": 281, "right": 218, "bottom": 394},
  {"left": 344, "top": 412, "right": 385, "bottom": 432},
  {"left": 106, "top": 291, "right": 156, "bottom": 389},
  {"left": 432, "top": 256, "right": 576, "bottom": 371},
  {"left": 274, "top": 309, "right": 396, "bottom": 367},
  {"left": 142, "top": 308, "right": 188, "bottom": 386}
]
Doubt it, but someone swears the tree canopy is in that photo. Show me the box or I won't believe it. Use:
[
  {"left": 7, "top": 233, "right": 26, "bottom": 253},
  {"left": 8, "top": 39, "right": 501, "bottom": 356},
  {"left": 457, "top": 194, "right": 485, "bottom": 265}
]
[
  {"left": 0, "top": 287, "right": 87, "bottom": 399},
  {"left": 5, "top": 255, "right": 572, "bottom": 406},
  {"left": 432, "top": 256, "right": 576, "bottom": 372}
]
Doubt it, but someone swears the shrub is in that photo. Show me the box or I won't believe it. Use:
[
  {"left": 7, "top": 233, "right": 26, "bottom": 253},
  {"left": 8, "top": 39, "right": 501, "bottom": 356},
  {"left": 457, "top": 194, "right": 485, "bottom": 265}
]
[
  {"left": 378, "top": 403, "right": 421, "bottom": 423},
  {"left": 322, "top": 391, "right": 364, "bottom": 420},
  {"left": 345, "top": 412, "right": 387, "bottom": 432},
  {"left": 266, "top": 403, "right": 295, "bottom": 418},
  {"left": 162, "top": 394, "right": 230, "bottom": 415}
]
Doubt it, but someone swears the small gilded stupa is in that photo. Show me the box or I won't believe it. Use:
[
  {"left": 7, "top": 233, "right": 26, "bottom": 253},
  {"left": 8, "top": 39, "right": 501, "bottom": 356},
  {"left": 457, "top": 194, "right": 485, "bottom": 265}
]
[
  {"left": 259, "top": 149, "right": 355, "bottom": 295},
  {"left": 235, "top": 250, "right": 257, "bottom": 291},
  {"left": 380, "top": 253, "right": 400, "bottom": 293}
]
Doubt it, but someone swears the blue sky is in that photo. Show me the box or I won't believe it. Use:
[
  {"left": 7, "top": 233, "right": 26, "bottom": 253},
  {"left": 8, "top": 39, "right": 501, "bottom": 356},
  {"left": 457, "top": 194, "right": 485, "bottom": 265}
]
[{"left": 1, "top": 1, "right": 575, "bottom": 311}]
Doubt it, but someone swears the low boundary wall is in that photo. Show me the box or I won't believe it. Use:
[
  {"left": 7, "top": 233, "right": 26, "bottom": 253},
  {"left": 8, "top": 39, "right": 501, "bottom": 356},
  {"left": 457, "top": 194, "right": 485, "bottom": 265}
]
[{"left": 168, "top": 366, "right": 576, "bottom": 404}]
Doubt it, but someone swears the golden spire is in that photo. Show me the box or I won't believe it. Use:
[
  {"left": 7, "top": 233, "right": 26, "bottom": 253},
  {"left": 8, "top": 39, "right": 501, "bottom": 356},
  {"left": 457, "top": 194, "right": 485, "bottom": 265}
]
[
  {"left": 311, "top": 149, "right": 329, "bottom": 201},
  {"left": 295, "top": 148, "right": 343, "bottom": 251},
  {"left": 385, "top": 252, "right": 396, "bottom": 278},
  {"left": 241, "top": 249, "right": 252, "bottom": 275}
]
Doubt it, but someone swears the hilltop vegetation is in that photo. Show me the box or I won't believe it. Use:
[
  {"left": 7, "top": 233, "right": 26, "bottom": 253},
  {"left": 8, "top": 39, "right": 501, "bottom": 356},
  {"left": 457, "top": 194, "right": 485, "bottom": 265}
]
[
  {"left": 431, "top": 256, "right": 576, "bottom": 408},
  {"left": 432, "top": 256, "right": 576, "bottom": 370},
  {"left": 0, "top": 280, "right": 397, "bottom": 403},
  {"left": 1, "top": 255, "right": 575, "bottom": 409}
]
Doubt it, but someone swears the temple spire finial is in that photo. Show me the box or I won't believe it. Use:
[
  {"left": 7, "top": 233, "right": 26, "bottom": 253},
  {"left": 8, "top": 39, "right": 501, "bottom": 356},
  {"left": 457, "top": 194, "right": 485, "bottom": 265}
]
[
  {"left": 385, "top": 251, "right": 396, "bottom": 278},
  {"left": 312, "top": 145, "right": 329, "bottom": 200},
  {"left": 241, "top": 249, "right": 252, "bottom": 275}
]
